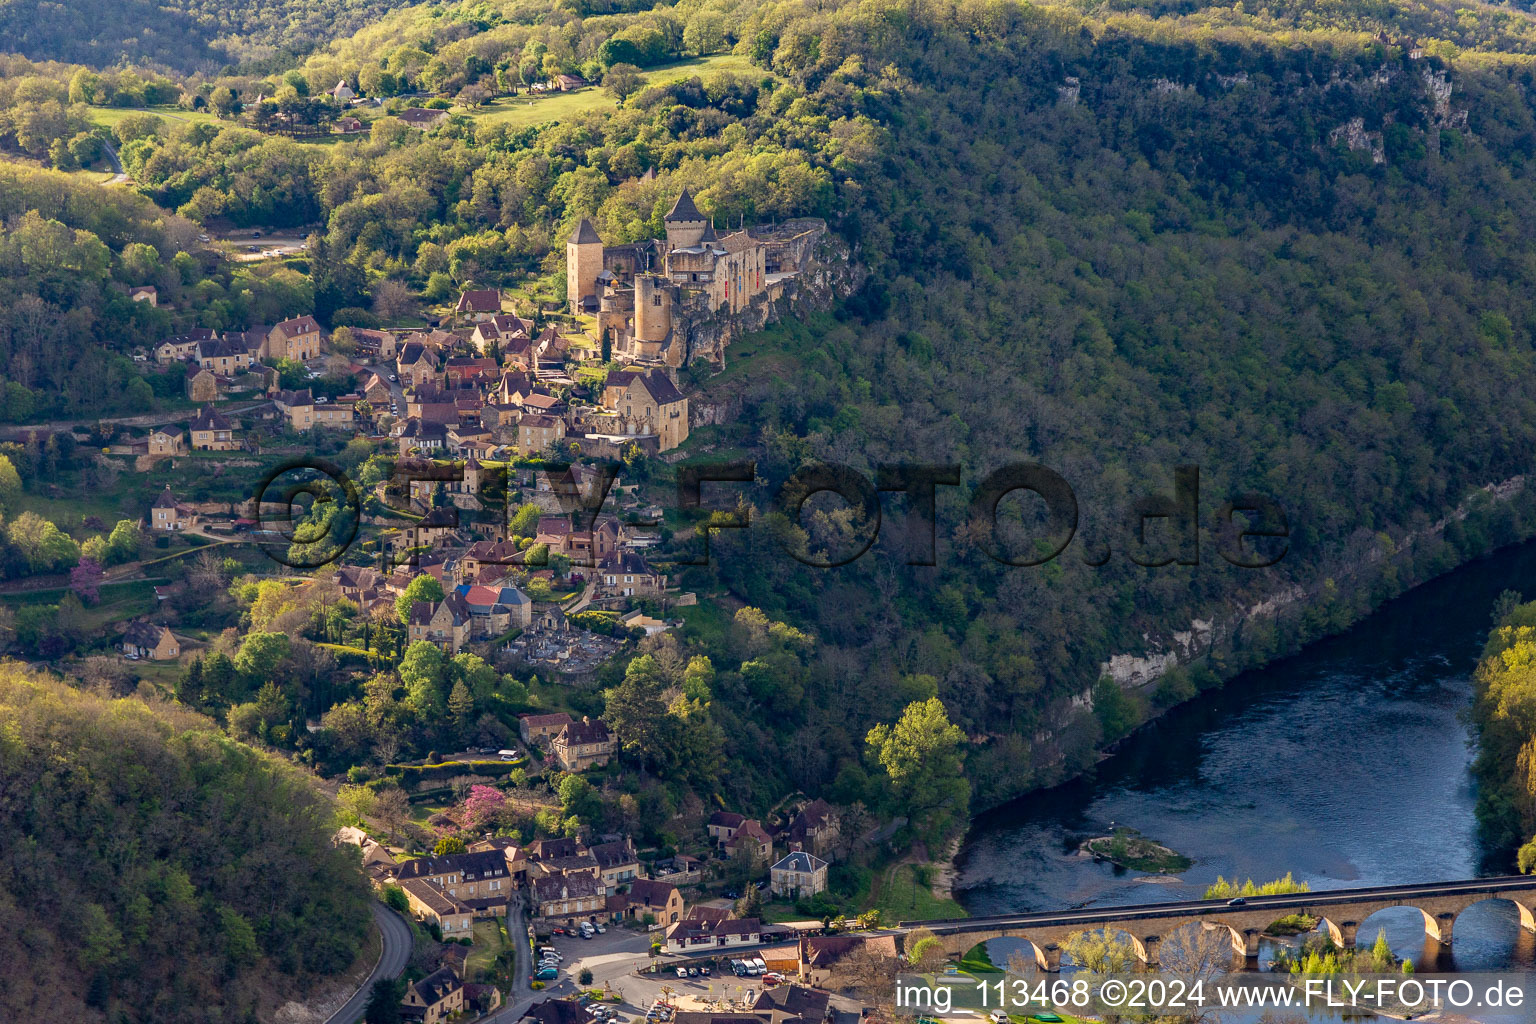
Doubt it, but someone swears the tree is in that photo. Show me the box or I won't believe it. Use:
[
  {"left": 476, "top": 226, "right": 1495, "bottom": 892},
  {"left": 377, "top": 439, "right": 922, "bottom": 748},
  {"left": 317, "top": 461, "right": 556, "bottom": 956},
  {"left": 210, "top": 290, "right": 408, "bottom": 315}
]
[
  {"left": 69, "top": 557, "right": 103, "bottom": 604},
  {"left": 448, "top": 679, "right": 475, "bottom": 724},
  {"left": 1092, "top": 677, "right": 1141, "bottom": 742},
  {"left": 603, "top": 64, "right": 643, "bottom": 102},
  {"left": 433, "top": 835, "right": 467, "bottom": 855},
  {"left": 396, "top": 574, "right": 445, "bottom": 624},
  {"left": 1059, "top": 930, "right": 1137, "bottom": 974},
  {"left": 865, "top": 698, "right": 970, "bottom": 846},
  {"left": 364, "top": 977, "right": 407, "bottom": 1024},
  {"left": 375, "top": 787, "right": 410, "bottom": 841},
  {"left": 372, "top": 279, "right": 414, "bottom": 320},
  {"left": 580, "top": 967, "right": 594, "bottom": 985},
  {"left": 0, "top": 453, "right": 21, "bottom": 510},
  {"left": 603, "top": 656, "right": 667, "bottom": 761},
  {"left": 382, "top": 884, "right": 409, "bottom": 913},
  {"left": 400, "top": 641, "right": 448, "bottom": 717}
]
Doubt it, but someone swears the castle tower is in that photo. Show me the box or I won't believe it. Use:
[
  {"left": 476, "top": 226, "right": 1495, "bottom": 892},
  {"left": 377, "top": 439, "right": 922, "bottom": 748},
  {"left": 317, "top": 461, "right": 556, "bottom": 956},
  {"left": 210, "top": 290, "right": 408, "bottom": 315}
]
[
  {"left": 566, "top": 218, "right": 604, "bottom": 315},
  {"left": 635, "top": 273, "right": 673, "bottom": 343},
  {"left": 664, "top": 189, "right": 707, "bottom": 250}
]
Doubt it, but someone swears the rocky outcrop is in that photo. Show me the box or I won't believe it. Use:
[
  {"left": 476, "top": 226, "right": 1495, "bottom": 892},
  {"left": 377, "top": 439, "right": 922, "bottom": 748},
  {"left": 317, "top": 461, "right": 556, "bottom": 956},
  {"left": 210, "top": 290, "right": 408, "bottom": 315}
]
[{"left": 1330, "top": 117, "right": 1386, "bottom": 164}]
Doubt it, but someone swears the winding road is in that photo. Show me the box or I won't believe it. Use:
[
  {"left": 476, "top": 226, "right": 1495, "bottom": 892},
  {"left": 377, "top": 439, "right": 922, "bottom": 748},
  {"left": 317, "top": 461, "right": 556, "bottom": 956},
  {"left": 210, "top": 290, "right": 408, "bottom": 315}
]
[{"left": 325, "top": 902, "right": 414, "bottom": 1024}]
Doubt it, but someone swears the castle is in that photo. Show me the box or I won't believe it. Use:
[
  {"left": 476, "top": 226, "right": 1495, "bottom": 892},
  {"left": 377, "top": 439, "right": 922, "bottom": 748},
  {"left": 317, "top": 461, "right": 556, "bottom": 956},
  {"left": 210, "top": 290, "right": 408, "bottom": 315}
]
[{"left": 566, "top": 190, "right": 825, "bottom": 367}]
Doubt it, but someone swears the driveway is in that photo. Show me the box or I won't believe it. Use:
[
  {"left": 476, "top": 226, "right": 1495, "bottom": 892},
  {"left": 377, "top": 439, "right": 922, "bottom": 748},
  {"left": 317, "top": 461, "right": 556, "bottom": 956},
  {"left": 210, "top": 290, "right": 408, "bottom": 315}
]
[{"left": 325, "top": 901, "right": 413, "bottom": 1024}]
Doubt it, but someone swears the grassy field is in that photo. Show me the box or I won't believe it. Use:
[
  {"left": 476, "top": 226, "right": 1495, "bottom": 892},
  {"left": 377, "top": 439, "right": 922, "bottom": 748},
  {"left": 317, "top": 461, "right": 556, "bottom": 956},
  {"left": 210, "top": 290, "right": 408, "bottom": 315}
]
[
  {"left": 867, "top": 864, "right": 967, "bottom": 922},
  {"left": 472, "top": 53, "right": 767, "bottom": 129},
  {"left": 87, "top": 105, "right": 224, "bottom": 129},
  {"left": 466, "top": 917, "right": 507, "bottom": 977}
]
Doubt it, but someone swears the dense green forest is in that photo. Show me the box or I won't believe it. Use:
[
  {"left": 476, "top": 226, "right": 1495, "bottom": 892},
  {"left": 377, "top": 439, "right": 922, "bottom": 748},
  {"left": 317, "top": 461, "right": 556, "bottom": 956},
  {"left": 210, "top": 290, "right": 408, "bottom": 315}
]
[
  {"left": 1473, "top": 595, "right": 1536, "bottom": 865},
  {"left": 0, "top": 665, "right": 370, "bottom": 1024},
  {"left": 0, "top": 0, "right": 416, "bottom": 72},
  {"left": 9, "top": 0, "right": 1536, "bottom": 852}
]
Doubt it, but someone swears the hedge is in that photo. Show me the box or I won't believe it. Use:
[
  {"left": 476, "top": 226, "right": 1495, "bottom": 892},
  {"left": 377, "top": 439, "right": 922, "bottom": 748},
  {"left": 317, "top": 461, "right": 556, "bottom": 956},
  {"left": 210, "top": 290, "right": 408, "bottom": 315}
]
[{"left": 385, "top": 758, "right": 528, "bottom": 782}]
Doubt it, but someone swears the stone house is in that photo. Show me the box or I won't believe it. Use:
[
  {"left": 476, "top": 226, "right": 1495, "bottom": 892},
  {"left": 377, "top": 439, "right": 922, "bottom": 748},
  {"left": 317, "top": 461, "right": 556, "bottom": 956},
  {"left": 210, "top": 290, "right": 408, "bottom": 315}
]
[
  {"left": 129, "top": 285, "right": 157, "bottom": 306},
  {"left": 274, "top": 388, "right": 315, "bottom": 432},
  {"left": 707, "top": 812, "right": 746, "bottom": 845},
  {"left": 147, "top": 426, "right": 184, "bottom": 456},
  {"left": 596, "top": 551, "right": 665, "bottom": 599},
  {"left": 189, "top": 405, "right": 236, "bottom": 450},
  {"left": 400, "top": 878, "right": 474, "bottom": 937},
  {"left": 399, "top": 107, "right": 450, "bottom": 130},
  {"left": 725, "top": 819, "right": 774, "bottom": 863},
  {"left": 519, "top": 712, "right": 574, "bottom": 747},
  {"left": 121, "top": 621, "right": 180, "bottom": 660},
  {"left": 550, "top": 717, "right": 616, "bottom": 772},
  {"left": 589, "top": 837, "right": 640, "bottom": 893},
  {"left": 769, "top": 851, "right": 829, "bottom": 899},
  {"left": 532, "top": 872, "right": 605, "bottom": 924},
  {"left": 265, "top": 315, "right": 323, "bottom": 362},
  {"left": 408, "top": 591, "right": 471, "bottom": 654},
  {"left": 185, "top": 365, "right": 220, "bottom": 402},
  {"left": 150, "top": 486, "right": 195, "bottom": 531},
  {"left": 517, "top": 413, "right": 566, "bottom": 455},
  {"left": 614, "top": 878, "right": 683, "bottom": 924},
  {"left": 600, "top": 369, "right": 689, "bottom": 451},
  {"left": 455, "top": 289, "right": 502, "bottom": 321}
]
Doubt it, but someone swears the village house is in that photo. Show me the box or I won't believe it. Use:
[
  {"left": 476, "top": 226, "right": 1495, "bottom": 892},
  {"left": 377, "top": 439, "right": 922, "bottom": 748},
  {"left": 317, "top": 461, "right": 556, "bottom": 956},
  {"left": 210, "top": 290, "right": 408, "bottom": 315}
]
[
  {"left": 796, "top": 934, "right": 900, "bottom": 988},
  {"left": 394, "top": 850, "right": 512, "bottom": 917},
  {"left": 147, "top": 426, "right": 184, "bottom": 456},
  {"left": 782, "top": 798, "right": 840, "bottom": 855},
  {"left": 362, "top": 373, "right": 392, "bottom": 406},
  {"left": 599, "top": 369, "right": 689, "bottom": 451},
  {"left": 397, "top": 341, "right": 441, "bottom": 389},
  {"left": 751, "top": 983, "right": 832, "bottom": 1021},
  {"left": 121, "top": 621, "right": 180, "bottom": 661},
  {"left": 613, "top": 878, "right": 683, "bottom": 924},
  {"left": 351, "top": 328, "right": 398, "bottom": 360},
  {"left": 725, "top": 819, "right": 774, "bottom": 863},
  {"left": 517, "top": 413, "right": 567, "bottom": 455},
  {"left": 155, "top": 328, "right": 217, "bottom": 364},
  {"left": 408, "top": 591, "right": 472, "bottom": 653},
  {"left": 519, "top": 711, "right": 574, "bottom": 747},
  {"left": 460, "top": 538, "right": 522, "bottom": 582},
  {"left": 400, "top": 878, "right": 474, "bottom": 936},
  {"left": 399, "top": 419, "right": 449, "bottom": 455},
  {"left": 335, "top": 115, "right": 366, "bottom": 134},
  {"left": 596, "top": 551, "right": 665, "bottom": 599},
  {"left": 532, "top": 872, "right": 605, "bottom": 925},
  {"left": 456, "top": 583, "right": 533, "bottom": 638},
  {"left": 707, "top": 811, "right": 747, "bottom": 845},
  {"left": 398, "top": 107, "right": 450, "bottom": 130},
  {"left": 149, "top": 486, "right": 196, "bottom": 531},
  {"left": 550, "top": 716, "right": 617, "bottom": 772},
  {"left": 185, "top": 365, "right": 219, "bottom": 403},
  {"left": 769, "top": 851, "right": 829, "bottom": 899},
  {"left": 189, "top": 405, "right": 237, "bottom": 450},
  {"left": 316, "top": 400, "right": 357, "bottom": 430},
  {"left": 274, "top": 388, "right": 315, "bottom": 432},
  {"left": 663, "top": 917, "right": 783, "bottom": 953},
  {"left": 520, "top": 1000, "right": 591, "bottom": 1024},
  {"left": 402, "top": 506, "right": 458, "bottom": 549},
  {"left": 264, "top": 315, "right": 323, "bottom": 362},
  {"left": 455, "top": 289, "right": 502, "bottom": 321},
  {"left": 589, "top": 837, "right": 640, "bottom": 893},
  {"left": 197, "top": 336, "right": 254, "bottom": 375},
  {"left": 129, "top": 285, "right": 157, "bottom": 305}
]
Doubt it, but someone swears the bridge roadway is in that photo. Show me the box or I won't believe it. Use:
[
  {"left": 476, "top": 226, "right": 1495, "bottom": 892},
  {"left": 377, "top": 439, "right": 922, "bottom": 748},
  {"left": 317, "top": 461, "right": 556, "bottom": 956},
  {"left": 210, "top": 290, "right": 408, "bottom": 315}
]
[{"left": 902, "top": 875, "right": 1536, "bottom": 970}]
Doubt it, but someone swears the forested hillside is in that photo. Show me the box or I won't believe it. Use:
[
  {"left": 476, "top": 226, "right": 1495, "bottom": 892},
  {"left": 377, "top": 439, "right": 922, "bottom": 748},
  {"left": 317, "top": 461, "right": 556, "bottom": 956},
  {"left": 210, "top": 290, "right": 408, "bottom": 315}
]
[
  {"left": 0, "top": 666, "right": 371, "bottom": 1024},
  {"left": 8, "top": 0, "right": 1536, "bottom": 840},
  {"left": 0, "top": 0, "right": 415, "bottom": 72}
]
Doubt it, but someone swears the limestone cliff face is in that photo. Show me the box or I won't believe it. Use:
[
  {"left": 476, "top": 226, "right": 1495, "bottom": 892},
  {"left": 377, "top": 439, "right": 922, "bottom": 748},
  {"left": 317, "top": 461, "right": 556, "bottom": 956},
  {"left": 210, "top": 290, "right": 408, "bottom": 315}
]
[{"left": 1096, "top": 475, "right": 1531, "bottom": 696}]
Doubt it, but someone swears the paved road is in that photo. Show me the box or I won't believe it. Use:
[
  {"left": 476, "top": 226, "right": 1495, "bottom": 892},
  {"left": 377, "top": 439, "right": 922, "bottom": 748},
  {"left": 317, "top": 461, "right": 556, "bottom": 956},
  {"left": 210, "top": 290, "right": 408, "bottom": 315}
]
[
  {"left": 100, "top": 139, "right": 128, "bottom": 185},
  {"left": 325, "top": 902, "right": 414, "bottom": 1024},
  {"left": 916, "top": 874, "right": 1536, "bottom": 931}
]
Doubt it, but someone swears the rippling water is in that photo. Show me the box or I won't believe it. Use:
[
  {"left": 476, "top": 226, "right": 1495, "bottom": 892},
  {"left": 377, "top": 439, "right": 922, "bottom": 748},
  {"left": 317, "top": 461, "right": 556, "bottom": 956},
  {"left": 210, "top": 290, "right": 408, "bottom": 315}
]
[{"left": 957, "top": 541, "right": 1536, "bottom": 972}]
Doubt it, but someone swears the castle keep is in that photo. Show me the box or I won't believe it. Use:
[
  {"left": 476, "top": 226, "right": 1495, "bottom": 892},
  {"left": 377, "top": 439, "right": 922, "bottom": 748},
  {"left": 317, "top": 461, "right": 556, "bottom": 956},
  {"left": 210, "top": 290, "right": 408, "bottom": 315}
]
[{"left": 566, "top": 190, "right": 825, "bottom": 367}]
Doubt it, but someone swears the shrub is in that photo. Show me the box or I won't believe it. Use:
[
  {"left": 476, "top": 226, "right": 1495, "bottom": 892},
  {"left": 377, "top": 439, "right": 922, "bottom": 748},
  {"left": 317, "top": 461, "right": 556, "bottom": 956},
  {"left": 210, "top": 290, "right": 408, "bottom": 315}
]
[{"left": 531, "top": 981, "right": 545, "bottom": 990}]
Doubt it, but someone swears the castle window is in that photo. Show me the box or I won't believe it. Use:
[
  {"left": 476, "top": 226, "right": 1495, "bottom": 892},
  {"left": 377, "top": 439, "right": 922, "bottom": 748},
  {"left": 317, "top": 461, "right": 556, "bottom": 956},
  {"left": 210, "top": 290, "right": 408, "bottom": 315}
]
[{"left": 652, "top": 294, "right": 661, "bottom": 306}]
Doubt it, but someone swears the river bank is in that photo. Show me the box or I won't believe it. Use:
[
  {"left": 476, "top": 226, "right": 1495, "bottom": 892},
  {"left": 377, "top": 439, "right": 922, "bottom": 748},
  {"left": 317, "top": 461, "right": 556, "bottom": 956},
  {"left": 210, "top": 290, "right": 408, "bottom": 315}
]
[{"left": 948, "top": 532, "right": 1536, "bottom": 970}]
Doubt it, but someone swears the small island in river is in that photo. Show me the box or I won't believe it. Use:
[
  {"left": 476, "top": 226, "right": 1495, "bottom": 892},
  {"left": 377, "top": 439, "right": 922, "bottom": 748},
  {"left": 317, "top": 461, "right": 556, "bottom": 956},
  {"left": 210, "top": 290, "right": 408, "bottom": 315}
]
[{"left": 1082, "top": 827, "right": 1193, "bottom": 873}]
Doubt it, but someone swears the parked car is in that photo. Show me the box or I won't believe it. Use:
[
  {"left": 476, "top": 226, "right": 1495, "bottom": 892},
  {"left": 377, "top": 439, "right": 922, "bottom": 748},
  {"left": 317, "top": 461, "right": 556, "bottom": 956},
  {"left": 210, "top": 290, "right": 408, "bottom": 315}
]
[
  {"left": 700, "top": 966, "right": 711, "bottom": 976},
  {"left": 675, "top": 967, "right": 688, "bottom": 978},
  {"left": 594, "top": 922, "right": 606, "bottom": 933},
  {"left": 990, "top": 1013, "right": 1009, "bottom": 1023},
  {"left": 535, "top": 967, "right": 559, "bottom": 980},
  {"left": 723, "top": 890, "right": 740, "bottom": 900}
]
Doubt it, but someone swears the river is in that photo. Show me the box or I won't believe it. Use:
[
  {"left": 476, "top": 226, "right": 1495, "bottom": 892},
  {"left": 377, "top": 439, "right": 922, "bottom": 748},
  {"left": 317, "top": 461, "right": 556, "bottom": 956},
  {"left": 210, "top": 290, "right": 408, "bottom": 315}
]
[{"left": 956, "top": 541, "right": 1536, "bottom": 974}]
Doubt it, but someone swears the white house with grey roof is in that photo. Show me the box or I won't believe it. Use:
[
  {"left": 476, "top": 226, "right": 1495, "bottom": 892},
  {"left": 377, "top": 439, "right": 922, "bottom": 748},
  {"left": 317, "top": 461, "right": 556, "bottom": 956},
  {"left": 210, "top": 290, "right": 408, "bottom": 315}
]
[{"left": 769, "top": 850, "right": 829, "bottom": 898}]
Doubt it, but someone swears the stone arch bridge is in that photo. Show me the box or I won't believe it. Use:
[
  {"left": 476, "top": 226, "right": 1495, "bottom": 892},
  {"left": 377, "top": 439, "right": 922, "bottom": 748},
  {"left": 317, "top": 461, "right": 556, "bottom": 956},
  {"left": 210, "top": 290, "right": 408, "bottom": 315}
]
[{"left": 901, "top": 876, "right": 1536, "bottom": 971}]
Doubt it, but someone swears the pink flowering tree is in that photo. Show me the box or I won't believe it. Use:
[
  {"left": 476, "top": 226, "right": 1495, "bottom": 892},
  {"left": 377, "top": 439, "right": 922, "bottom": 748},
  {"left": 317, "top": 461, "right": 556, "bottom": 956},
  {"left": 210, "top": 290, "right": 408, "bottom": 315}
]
[
  {"left": 461, "top": 784, "right": 506, "bottom": 831},
  {"left": 70, "top": 557, "right": 104, "bottom": 604}
]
